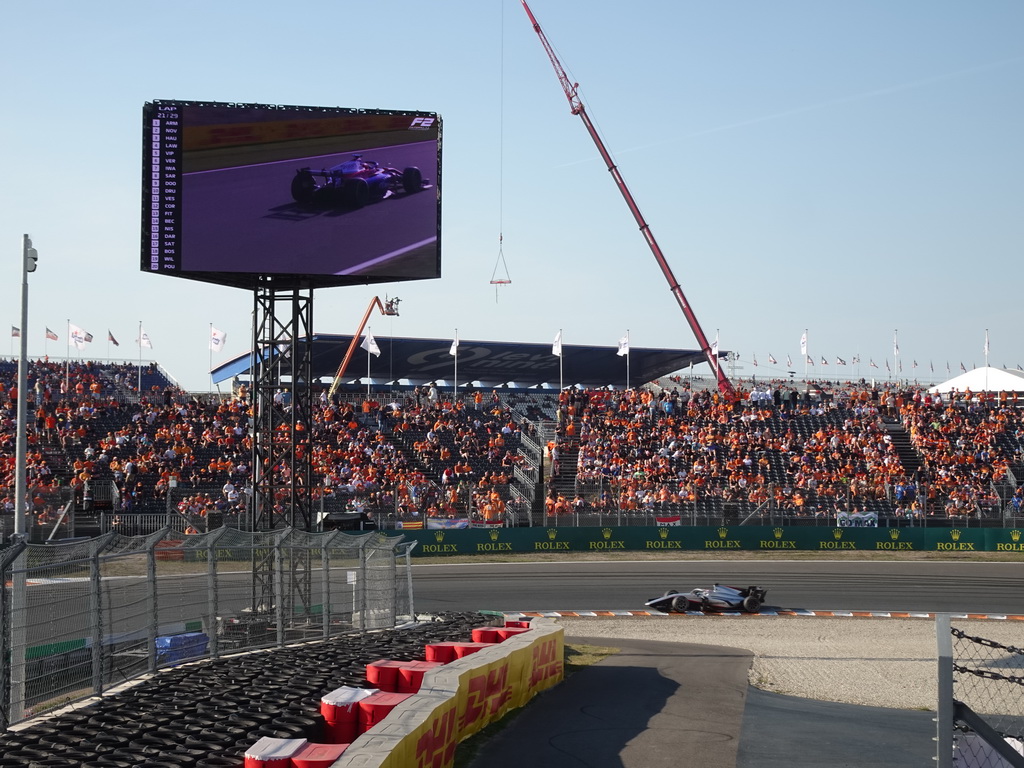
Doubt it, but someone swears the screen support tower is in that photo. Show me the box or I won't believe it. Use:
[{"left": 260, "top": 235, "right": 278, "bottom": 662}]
[{"left": 250, "top": 279, "right": 314, "bottom": 617}]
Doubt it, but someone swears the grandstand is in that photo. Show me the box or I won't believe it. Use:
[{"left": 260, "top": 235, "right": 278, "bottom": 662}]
[{"left": 3, "top": 357, "right": 1024, "bottom": 541}]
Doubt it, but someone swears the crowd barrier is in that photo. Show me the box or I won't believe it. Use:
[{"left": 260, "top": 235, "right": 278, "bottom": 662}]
[{"left": 396, "top": 525, "right": 1024, "bottom": 556}]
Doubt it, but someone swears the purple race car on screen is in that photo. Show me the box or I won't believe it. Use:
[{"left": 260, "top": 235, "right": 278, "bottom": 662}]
[
  {"left": 290, "top": 154, "right": 431, "bottom": 208},
  {"left": 646, "top": 584, "right": 768, "bottom": 613}
]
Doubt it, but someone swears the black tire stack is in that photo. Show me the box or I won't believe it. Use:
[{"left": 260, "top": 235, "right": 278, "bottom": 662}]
[{"left": 0, "top": 612, "right": 493, "bottom": 767}]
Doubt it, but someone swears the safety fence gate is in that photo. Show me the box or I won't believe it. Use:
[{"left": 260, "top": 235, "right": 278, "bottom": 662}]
[
  {"left": 937, "top": 614, "right": 1024, "bottom": 767},
  {"left": 0, "top": 527, "right": 415, "bottom": 730}
]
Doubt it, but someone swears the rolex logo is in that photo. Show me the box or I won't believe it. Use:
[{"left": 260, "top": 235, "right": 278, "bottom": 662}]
[
  {"left": 547, "top": 528, "right": 558, "bottom": 540},
  {"left": 489, "top": 529, "right": 500, "bottom": 542},
  {"left": 1012, "top": 530, "right": 1021, "bottom": 543},
  {"left": 950, "top": 529, "right": 962, "bottom": 542},
  {"left": 889, "top": 529, "right": 900, "bottom": 540},
  {"left": 833, "top": 528, "right": 843, "bottom": 540},
  {"left": 602, "top": 528, "right": 612, "bottom": 540},
  {"left": 773, "top": 528, "right": 784, "bottom": 539},
  {"left": 718, "top": 527, "right": 729, "bottom": 539},
  {"left": 659, "top": 527, "right": 669, "bottom": 539},
  {"left": 434, "top": 531, "right": 445, "bottom": 543}
]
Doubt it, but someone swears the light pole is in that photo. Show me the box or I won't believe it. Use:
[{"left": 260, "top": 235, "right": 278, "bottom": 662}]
[{"left": 10, "top": 234, "right": 37, "bottom": 722}]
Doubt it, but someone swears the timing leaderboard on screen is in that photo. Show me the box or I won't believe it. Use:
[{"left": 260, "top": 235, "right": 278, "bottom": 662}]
[{"left": 146, "top": 104, "right": 182, "bottom": 272}]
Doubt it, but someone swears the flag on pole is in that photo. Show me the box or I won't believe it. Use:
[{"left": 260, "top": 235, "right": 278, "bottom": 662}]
[
  {"left": 11, "top": 326, "right": 19, "bottom": 338},
  {"left": 616, "top": 332, "right": 629, "bottom": 357},
  {"left": 800, "top": 332, "right": 807, "bottom": 356},
  {"left": 820, "top": 356, "right": 828, "bottom": 366},
  {"left": 930, "top": 361, "right": 934, "bottom": 373},
  {"left": 984, "top": 330, "right": 990, "bottom": 356},
  {"left": 946, "top": 362, "right": 951, "bottom": 374},
  {"left": 786, "top": 355, "right": 792, "bottom": 368},
  {"left": 711, "top": 332, "right": 720, "bottom": 358},
  {"left": 836, "top": 357, "right": 846, "bottom": 365},
  {"left": 869, "top": 359, "right": 878, "bottom": 368},
  {"left": 752, "top": 354, "right": 758, "bottom": 367},
  {"left": 912, "top": 360, "right": 917, "bottom": 369},
  {"left": 138, "top": 327, "right": 153, "bottom": 349},
  {"left": 449, "top": 331, "right": 459, "bottom": 357},
  {"left": 852, "top": 354, "right": 860, "bottom": 364},
  {"left": 552, "top": 331, "right": 562, "bottom": 357},
  {"left": 806, "top": 355, "right": 814, "bottom": 365},
  {"left": 885, "top": 359, "right": 891, "bottom": 372},
  {"left": 960, "top": 362, "right": 966, "bottom": 372},
  {"left": 45, "top": 328, "right": 58, "bottom": 341},
  {"left": 108, "top": 330, "right": 120, "bottom": 347},
  {"left": 360, "top": 331, "right": 381, "bottom": 357},
  {"left": 768, "top": 354, "right": 777, "bottom": 365},
  {"left": 210, "top": 327, "right": 227, "bottom": 353},
  {"left": 69, "top": 323, "right": 91, "bottom": 350},
  {"left": 893, "top": 331, "right": 899, "bottom": 357}
]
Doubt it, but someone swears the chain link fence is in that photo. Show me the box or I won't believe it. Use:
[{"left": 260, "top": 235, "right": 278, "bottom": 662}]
[
  {"left": 937, "top": 614, "right": 1024, "bottom": 767},
  {"left": 0, "top": 526, "right": 414, "bottom": 729}
]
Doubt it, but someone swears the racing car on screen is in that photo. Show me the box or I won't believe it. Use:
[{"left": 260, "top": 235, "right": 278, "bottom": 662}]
[
  {"left": 645, "top": 584, "right": 768, "bottom": 613},
  {"left": 290, "top": 154, "right": 430, "bottom": 209}
]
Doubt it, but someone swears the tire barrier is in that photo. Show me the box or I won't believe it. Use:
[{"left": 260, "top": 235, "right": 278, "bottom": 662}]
[{"left": 0, "top": 612, "right": 493, "bottom": 767}]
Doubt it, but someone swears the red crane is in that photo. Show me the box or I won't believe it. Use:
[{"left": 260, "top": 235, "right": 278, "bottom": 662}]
[{"left": 520, "top": 1, "right": 733, "bottom": 393}]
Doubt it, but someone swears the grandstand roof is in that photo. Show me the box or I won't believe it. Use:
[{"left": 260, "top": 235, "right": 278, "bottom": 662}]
[
  {"left": 210, "top": 335, "right": 712, "bottom": 389},
  {"left": 928, "top": 366, "right": 1024, "bottom": 394}
]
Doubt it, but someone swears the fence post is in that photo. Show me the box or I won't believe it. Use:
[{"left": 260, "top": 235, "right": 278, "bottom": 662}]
[
  {"left": 357, "top": 536, "right": 369, "bottom": 633},
  {"left": 404, "top": 541, "right": 417, "bottom": 620},
  {"left": 206, "top": 528, "right": 228, "bottom": 660},
  {"left": 274, "top": 529, "right": 286, "bottom": 647},
  {"left": 321, "top": 530, "right": 340, "bottom": 640},
  {"left": 89, "top": 538, "right": 104, "bottom": 697},
  {"left": 5, "top": 539, "right": 28, "bottom": 726},
  {"left": 146, "top": 529, "right": 166, "bottom": 674},
  {"left": 935, "top": 612, "right": 953, "bottom": 768}
]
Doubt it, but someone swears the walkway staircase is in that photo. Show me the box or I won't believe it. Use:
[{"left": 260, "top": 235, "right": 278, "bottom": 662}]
[{"left": 882, "top": 419, "right": 924, "bottom": 478}]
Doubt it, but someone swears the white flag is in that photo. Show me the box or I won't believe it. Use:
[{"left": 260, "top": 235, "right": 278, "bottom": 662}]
[
  {"left": 800, "top": 331, "right": 807, "bottom": 356},
  {"left": 69, "top": 323, "right": 90, "bottom": 351},
  {"left": 711, "top": 332, "right": 719, "bottom": 357},
  {"left": 893, "top": 330, "right": 899, "bottom": 357},
  {"left": 138, "top": 327, "right": 153, "bottom": 349},
  {"left": 210, "top": 327, "right": 227, "bottom": 353},
  {"left": 449, "top": 332, "right": 459, "bottom": 357},
  {"left": 552, "top": 331, "right": 562, "bottom": 357},
  {"left": 616, "top": 332, "right": 629, "bottom": 357},
  {"left": 361, "top": 330, "right": 381, "bottom": 357},
  {"left": 984, "top": 330, "right": 990, "bottom": 356}
]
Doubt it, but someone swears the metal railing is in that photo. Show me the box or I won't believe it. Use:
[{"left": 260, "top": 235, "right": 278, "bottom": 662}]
[{"left": 0, "top": 526, "right": 414, "bottom": 729}]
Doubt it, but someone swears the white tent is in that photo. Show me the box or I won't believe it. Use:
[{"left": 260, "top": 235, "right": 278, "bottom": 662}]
[{"left": 928, "top": 366, "right": 1024, "bottom": 394}]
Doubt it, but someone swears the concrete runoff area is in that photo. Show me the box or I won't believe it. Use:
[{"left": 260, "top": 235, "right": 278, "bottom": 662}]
[{"left": 469, "top": 618, "right": 1017, "bottom": 767}]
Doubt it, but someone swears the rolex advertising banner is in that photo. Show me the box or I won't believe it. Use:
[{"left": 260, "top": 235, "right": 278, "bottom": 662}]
[{"left": 398, "top": 525, "right": 1022, "bottom": 555}]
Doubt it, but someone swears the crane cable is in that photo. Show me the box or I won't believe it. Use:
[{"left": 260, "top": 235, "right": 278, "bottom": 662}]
[{"left": 490, "top": 0, "right": 512, "bottom": 297}]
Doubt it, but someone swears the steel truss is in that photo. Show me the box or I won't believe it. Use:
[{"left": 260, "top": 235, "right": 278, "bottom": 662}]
[{"left": 250, "top": 280, "right": 315, "bottom": 616}]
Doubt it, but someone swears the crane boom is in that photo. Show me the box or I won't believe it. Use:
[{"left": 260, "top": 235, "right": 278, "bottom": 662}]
[{"left": 521, "top": 0, "right": 733, "bottom": 393}]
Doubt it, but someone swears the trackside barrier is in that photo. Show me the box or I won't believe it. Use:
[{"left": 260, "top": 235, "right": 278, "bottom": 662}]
[
  {"left": 399, "top": 524, "right": 1024, "bottom": 555},
  {"left": 333, "top": 619, "right": 564, "bottom": 768}
]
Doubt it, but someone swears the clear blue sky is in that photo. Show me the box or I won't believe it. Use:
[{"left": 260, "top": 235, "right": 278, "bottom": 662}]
[{"left": 2, "top": 1, "right": 1021, "bottom": 390}]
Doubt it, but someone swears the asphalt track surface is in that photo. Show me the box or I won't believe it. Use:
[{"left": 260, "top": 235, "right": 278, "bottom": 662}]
[
  {"left": 410, "top": 559, "right": 1024, "bottom": 615},
  {"left": 470, "top": 637, "right": 937, "bottom": 768},
  {"left": 180, "top": 140, "right": 437, "bottom": 277}
]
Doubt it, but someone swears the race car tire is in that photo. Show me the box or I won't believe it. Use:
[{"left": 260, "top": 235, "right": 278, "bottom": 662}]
[
  {"left": 742, "top": 596, "right": 762, "bottom": 613},
  {"left": 344, "top": 178, "right": 370, "bottom": 209},
  {"left": 670, "top": 595, "right": 691, "bottom": 612},
  {"left": 291, "top": 172, "right": 317, "bottom": 205},
  {"left": 402, "top": 166, "right": 423, "bottom": 195},
  {"left": 663, "top": 589, "right": 679, "bottom": 597}
]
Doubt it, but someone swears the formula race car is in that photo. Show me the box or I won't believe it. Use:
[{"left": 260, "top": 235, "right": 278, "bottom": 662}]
[
  {"left": 290, "top": 154, "right": 430, "bottom": 208},
  {"left": 645, "top": 584, "right": 768, "bottom": 614}
]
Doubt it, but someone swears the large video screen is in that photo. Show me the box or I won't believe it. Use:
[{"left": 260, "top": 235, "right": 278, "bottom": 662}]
[{"left": 142, "top": 101, "right": 441, "bottom": 289}]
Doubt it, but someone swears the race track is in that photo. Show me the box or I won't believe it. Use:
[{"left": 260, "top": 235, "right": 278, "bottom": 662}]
[
  {"left": 409, "top": 559, "right": 1024, "bottom": 615},
  {"left": 181, "top": 141, "right": 438, "bottom": 277}
]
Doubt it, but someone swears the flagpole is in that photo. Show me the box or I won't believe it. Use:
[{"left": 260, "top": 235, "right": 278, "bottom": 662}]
[
  {"left": 138, "top": 320, "right": 143, "bottom": 393},
  {"left": 618, "top": 329, "right": 626, "bottom": 391},
  {"left": 453, "top": 328, "right": 458, "bottom": 403},
  {"left": 209, "top": 322, "right": 214, "bottom": 392},
  {"left": 65, "top": 318, "right": 70, "bottom": 394},
  {"left": 366, "top": 326, "right": 371, "bottom": 399},
  {"left": 803, "top": 328, "right": 808, "bottom": 383},
  {"left": 985, "top": 329, "right": 989, "bottom": 391},
  {"left": 559, "top": 328, "right": 563, "bottom": 392}
]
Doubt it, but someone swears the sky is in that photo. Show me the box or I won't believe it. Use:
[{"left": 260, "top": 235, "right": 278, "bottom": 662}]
[{"left": 2, "top": 1, "right": 1022, "bottom": 391}]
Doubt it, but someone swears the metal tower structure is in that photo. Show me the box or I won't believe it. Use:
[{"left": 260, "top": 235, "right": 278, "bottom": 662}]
[
  {"left": 250, "top": 279, "right": 315, "bottom": 614},
  {"left": 520, "top": 1, "right": 733, "bottom": 393}
]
